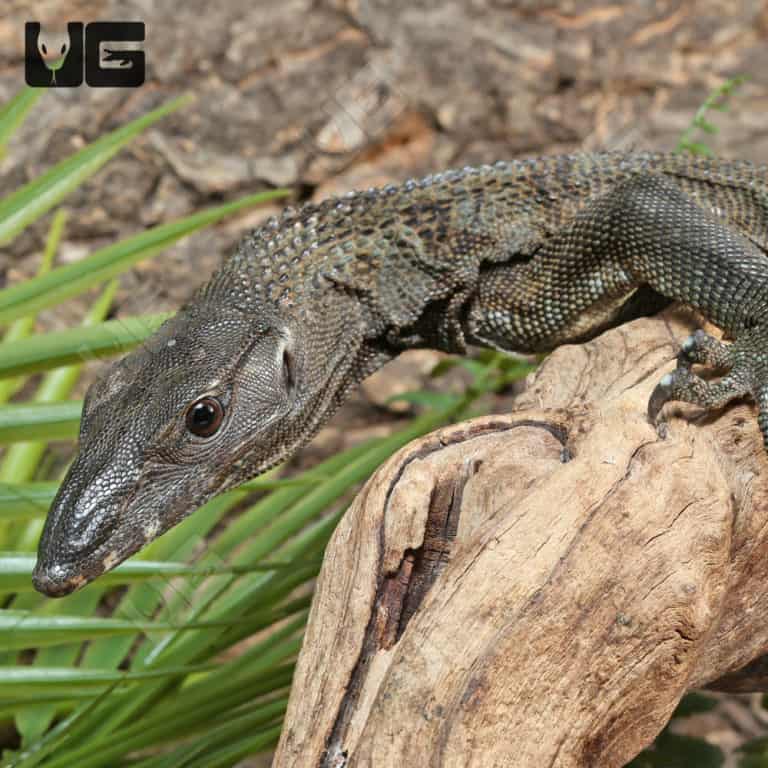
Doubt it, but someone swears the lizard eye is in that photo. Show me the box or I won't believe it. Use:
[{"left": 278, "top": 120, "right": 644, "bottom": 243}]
[{"left": 186, "top": 397, "right": 224, "bottom": 437}]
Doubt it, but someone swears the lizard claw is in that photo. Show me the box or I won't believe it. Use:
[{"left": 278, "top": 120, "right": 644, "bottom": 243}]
[
  {"left": 647, "top": 372, "right": 674, "bottom": 427},
  {"left": 648, "top": 371, "right": 683, "bottom": 440}
]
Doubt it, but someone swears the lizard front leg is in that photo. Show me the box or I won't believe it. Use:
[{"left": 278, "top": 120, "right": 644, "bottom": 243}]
[
  {"left": 618, "top": 175, "right": 768, "bottom": 450},
  {"left": 466, "top": 172, "right": 768, "bottom": 450}
]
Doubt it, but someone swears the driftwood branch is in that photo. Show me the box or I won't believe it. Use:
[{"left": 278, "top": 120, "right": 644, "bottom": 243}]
[{"left": 274, "top": 310, "right": 768, "bottom": 768}]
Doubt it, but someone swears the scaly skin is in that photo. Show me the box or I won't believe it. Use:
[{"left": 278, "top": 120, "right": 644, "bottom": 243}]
[{"left": 33, "top": 151, "right": 768, "bottom": 596}]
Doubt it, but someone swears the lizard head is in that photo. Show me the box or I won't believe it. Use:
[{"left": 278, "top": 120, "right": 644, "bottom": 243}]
[{"left": 33, "top": 282, "right": 364, "bottom": 597}]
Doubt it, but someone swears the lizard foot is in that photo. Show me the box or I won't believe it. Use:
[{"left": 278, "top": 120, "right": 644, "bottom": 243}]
[{"left": 648, "top": 328, "right": 753, "bottom": 441}]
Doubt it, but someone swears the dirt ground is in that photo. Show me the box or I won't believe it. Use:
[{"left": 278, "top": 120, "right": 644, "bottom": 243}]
[{"left": 2, "top": 0, "right": 768, "bottom": 764}]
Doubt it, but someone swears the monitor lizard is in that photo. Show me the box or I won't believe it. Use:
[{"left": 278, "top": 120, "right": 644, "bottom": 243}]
[{"left": 33, "top": 150, "right": 768, "bottom": 596}]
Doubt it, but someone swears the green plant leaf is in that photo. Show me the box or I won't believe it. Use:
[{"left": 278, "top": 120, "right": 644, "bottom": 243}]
[
  {"left": 0, "top": 87, "right": 44, "bottom": 159},
  {"left": 0, "top": 483, "right": 58, "bottom": 520},
  {"left": 38, "top": 622, "right": 302, "bottom": 768},
  {"left": 6, "top": 682, "right": 120, "bottom": 768},
  {"left": 676, "top": 75, "right": 747, "bottom": 156},
  {"left": 0, "top": 607, "right": 309, "bottom": 652},
  {"left": 0, "top": 89, "right": 308, "bottom": 767},
  {"left": 128, "top": 698, "right": 286, "bottom": 768},
  {"left": 0, "top": 553, "right": 314, "bottom": 592},
  {"left": 386, "top": 390, "right": 460, "bottom": 409},
  {"left": 627, "top": 731, "right": 724, "bottom": 768},
  {"left": 0, "top": 401, "right": 82, "bottom": 444},
  {"left": 0, "top": 663, "right": 213, "bottom": 699},
  {"left": 0, "top": 315, "right": 168, "bottom": 380},
  {"left": 672, "top": 692, "right": 718, "bottom": 718},
  {"left": 0, "top": 209, "right": 67, "bottom": 405},
  {"left": 0, "top": 94, "right": 193, "bottom": 246}
]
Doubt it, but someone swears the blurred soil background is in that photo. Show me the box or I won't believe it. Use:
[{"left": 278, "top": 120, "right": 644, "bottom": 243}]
[{"left": 2, "top": 1, "right": 768, "bottom": 764}]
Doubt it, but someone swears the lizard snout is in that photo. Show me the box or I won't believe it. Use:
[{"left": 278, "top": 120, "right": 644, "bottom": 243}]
[
  {"left": 32, "top": 562, "right": 83, "bottom": 597},
  {"left": 33, "top": 455, "right": 131, "bottom": 597}
]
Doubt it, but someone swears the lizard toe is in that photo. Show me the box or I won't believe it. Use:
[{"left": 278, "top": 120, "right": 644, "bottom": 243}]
[{"left": 648, "top": 366, "right": 750, "bottom": 437}]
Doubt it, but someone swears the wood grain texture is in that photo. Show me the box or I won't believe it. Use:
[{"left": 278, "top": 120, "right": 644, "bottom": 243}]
[{"left": 274, "top": 308, "right": 768, "bottom": 767}]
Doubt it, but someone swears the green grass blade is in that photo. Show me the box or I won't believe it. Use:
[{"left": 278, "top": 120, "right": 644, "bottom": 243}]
[
  {"left": 40, "top": 622, "right": 303, "bottom": 768},
  {"left": 80, "top": 489, "right": 249, "bottom": 670},
  {"left": 6, "top": 683, "right": 121, "bottom": 768},
  {"left": 0, "top": 483, "right": 58, "bottom": 520},
  {"left": 61, "top": 531, "right": 322, "bottom": 745},
  {"left": 0, "top": 315, "right": 169, "bottom": 379},
  {"left": 182, "top": 723, "right": 282, "bottom": 768},
  {"left": 129, "top": 697, "right": 287, "bottom": 768},
  {"left": 147, "top": 676, "right": 293, "bottom": 750},
  {"left": 0, "top": 663, "right": 212, "bottom": 699},
  {"left": 0, "top": 281, "right": 119, "bottom": 554},
  {"left": 13, "top": 588, "right": 105, "bottom": 746},
  {"left": 0, "top": 401, "right": 82, "bottom": 444},
  {"left": 0, "top": 215, "right": 96, "bottom": 729},
  {"left": 0, "top": 608, "right": 307, "bottom": 652},
  {"left": 14, "top": 458, "right": 231, "bottom": 744},
  {"left": 0, "top": 554, "right": 307, "bottom": 592},
  {"left": 66, "top": 662, "right": 295, "bottom": 767},
  {"left": 0, "top": 188, "right": 287, "bottom": 327},
  {"left": 127, "top": 444, "right": 377, "bottom": 672},
  {"left": 0, "top": 94, "right": 193, "bottom": 246},
  {"left": 0, "top": 611, "right": 164, "bottom": 651},
  {"left": 0, "top": 87, "right": 44, "bottom": 159},
  {"left": 0, "top": 209, "right": 66, "bottom": 404},
  {"left": 138, "top": 699, "right": 287, "bottom": 768},
  {"left": 676, "top": 75, "right": 747, "bottom": 156}
]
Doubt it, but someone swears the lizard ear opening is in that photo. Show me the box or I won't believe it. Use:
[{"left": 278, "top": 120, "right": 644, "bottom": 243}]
[{"left": 282, "top": 343, "right": 297, "bottom": 398}]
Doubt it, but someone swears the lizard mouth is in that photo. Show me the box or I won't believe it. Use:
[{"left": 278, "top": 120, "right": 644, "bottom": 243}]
[{"left": 33, "top": 500, "right": 143, "bottom": 598}]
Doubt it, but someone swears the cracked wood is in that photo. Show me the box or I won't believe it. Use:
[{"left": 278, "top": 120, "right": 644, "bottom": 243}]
[{"left": 275, "top": 309, "right": 768, "bottom": 767}]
